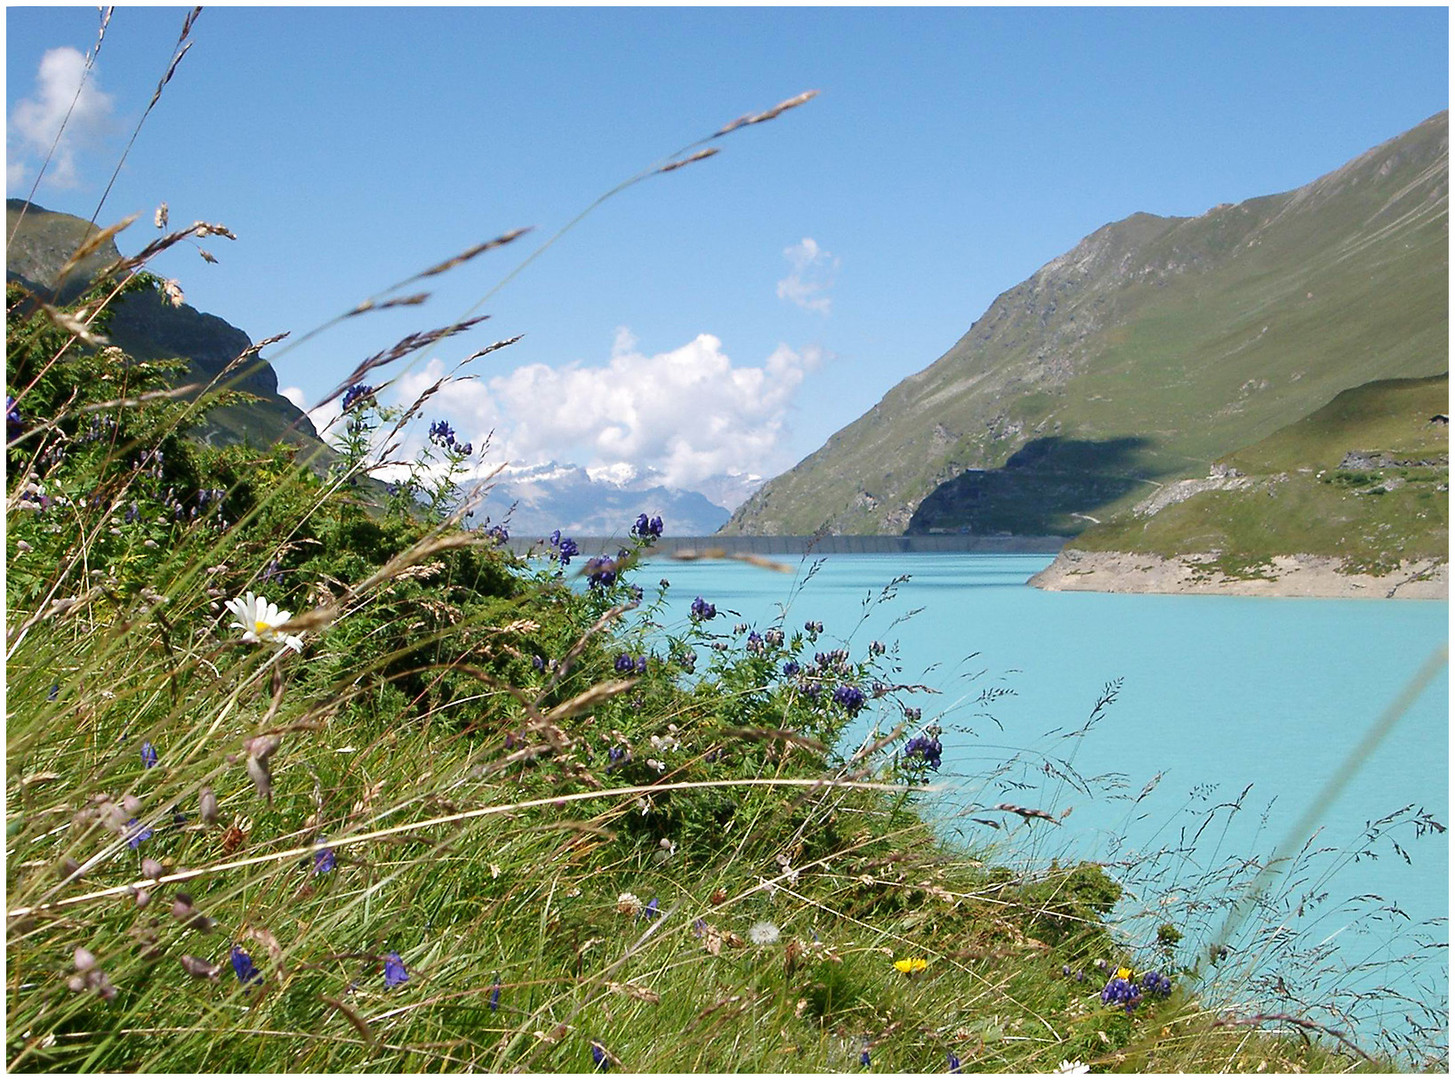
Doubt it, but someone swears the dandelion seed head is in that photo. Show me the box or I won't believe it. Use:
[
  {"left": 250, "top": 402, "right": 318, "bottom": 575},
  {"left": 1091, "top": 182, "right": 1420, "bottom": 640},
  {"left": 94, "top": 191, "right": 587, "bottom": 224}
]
[{"left": 748, "top": 919, "right": 781, "bottom": 945}]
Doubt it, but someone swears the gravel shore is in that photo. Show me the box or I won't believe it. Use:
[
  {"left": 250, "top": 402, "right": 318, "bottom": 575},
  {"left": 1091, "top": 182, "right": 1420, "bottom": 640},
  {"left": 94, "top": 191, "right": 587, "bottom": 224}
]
[{"left": 1028, "top": 549, "right": 1449, "bottom": 599}]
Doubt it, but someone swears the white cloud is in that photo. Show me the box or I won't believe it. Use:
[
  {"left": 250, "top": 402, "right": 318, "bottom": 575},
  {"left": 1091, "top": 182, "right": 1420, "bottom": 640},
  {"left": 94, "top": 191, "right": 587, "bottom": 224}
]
[
  {"left": 776, "top": 236, "right": 838, "bottom": 315},
  {"left": 279, "top": 386, "right": 307, "bottom": 410},
  {"left": 395, "top": 329, "right": 823, "bottom": 491},
  {"left": 306, "top": 396, "right": 343, "bottom": 443},
  {"left": 8, "top": 47, "right": 116, "bottom": 190}
]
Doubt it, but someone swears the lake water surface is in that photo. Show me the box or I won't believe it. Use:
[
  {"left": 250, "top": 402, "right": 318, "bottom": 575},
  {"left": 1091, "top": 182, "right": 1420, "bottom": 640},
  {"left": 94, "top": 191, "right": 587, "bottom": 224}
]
[{"left": 638, "top": 551, "right": 1448, "bottom": 1061}]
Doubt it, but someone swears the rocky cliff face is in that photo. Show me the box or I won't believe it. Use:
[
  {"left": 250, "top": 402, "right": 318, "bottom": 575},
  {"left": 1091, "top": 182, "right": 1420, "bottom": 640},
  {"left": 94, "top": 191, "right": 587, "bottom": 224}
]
[
  {"left": 6, "top": 199, "right": 321, "bottom": 451},
  {"left": 722, "top": 111, "right": 1448, "bottom": 537}
]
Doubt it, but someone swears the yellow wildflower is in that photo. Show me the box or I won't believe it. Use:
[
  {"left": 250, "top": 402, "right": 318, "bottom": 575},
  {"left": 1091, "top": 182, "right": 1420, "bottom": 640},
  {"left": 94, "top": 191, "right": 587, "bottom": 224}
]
[{"left": 893, "top": 958, "right": 929, "bottom": 974}]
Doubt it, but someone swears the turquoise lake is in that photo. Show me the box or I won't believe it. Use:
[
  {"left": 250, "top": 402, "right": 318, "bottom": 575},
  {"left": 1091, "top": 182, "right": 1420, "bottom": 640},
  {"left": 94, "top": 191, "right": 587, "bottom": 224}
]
[{"left": 633, "top": 551, "right": 1449, "bottom": 1061}]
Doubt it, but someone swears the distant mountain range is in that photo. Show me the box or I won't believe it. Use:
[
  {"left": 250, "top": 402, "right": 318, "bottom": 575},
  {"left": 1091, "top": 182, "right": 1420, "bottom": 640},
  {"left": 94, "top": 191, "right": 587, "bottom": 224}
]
[
  {"left": 471, "top": 460, "right": 731, "bottom": 538},
  {"left": 722, "top": 111, "right": 1449, "bottom": 540}
]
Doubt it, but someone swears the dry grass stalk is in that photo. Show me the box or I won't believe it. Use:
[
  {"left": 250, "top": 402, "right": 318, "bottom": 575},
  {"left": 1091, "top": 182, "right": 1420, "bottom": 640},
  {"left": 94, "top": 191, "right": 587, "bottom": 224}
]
[
  {"left": 714, "top": 90, "right": 820, "bottom": 138},
  {"left": 462, "top": 334, "right": 525, "bottom": 364},
  {"left": 346, "top": 292, "right": 431, "bottom": 317},
  {"left": 657, "top": 148, "right": 720, "bottom": 174},
  {"left": 7, "top": 777, "right": 900, "bottom": 920},
  {"left": 75, "top": 384, "right": 203, "bottom": 413},
  {"left": 54, "top": 213, "right": 138, "bottom": 285},
  {"left": 1210, "top": 1012, "right": 1376, "bottom": 1065},
  {"left": 323, "top": 314, "right": 493, "bottom": 408},
  {"left": 414, "top": 227, "right": 533, "bottom": 281},
  {"left": 668, "top": 547, "right": 793, "bottom": 574},
  {"left": 321, "top": 995, "right": 378, "bottom": 1048},
  {"left": 99, "top": 220, "right": 236, "bottom": 279}
]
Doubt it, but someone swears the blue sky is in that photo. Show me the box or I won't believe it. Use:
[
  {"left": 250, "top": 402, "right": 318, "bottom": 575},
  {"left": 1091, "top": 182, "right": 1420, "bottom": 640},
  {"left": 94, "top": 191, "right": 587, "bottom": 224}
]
[{"left": 6, "top": 5, "right": 1449, "bottom": 507}]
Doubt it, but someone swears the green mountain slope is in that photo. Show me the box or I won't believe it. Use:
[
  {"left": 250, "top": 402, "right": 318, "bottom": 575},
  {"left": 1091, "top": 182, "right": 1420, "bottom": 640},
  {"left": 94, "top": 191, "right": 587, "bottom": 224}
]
[
  {"left": 722, "top": 111, "right": 1448, "bottom": 537},
  {"left": 1069, "top": 373, "right": 1448, "bottom": 576},
  {"left": 6, "top": 199, "right": 330, "bottom": 461}
]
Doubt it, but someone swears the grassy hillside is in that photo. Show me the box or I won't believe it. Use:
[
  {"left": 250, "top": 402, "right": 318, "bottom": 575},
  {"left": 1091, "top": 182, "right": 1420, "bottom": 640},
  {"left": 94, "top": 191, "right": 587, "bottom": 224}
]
[
  {"left": 1071, "top": 374, "right": 1449, "bottom": 577},
  {"left": 8, "top": 280, "right": 1445, "bottom": 1072},
  {"left": 723, "top": 112, "right": 1448, "bottom": 537}
]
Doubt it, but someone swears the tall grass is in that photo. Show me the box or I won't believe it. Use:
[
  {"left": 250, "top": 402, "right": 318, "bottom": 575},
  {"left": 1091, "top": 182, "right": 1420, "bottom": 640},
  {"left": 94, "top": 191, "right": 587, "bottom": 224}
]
[{"left": 6, "top": 18, "right": 1447, "bottom": 1073}]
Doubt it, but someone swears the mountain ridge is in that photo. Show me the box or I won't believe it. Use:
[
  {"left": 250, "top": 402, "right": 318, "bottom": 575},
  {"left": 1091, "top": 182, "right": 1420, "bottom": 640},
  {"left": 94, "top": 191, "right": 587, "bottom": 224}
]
[
  {"left": 6, "top": 198, "right": 325, "bottom": 456},
  {"left": 722, "top": 111, "right": 1448, "bottom": 537}
]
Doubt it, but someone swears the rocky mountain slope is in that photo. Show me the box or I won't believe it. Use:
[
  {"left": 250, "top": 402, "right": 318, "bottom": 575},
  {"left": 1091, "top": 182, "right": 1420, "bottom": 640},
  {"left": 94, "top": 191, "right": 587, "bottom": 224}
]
[
  {"left": 722, "top": 112, "right": 1448, "bottom": 537},
  {"left": 6, "top": 199, "right": 326, "bottom": 458},
  {"left": 1029, "top": 373, "right": 1448, "bottom": 597}
]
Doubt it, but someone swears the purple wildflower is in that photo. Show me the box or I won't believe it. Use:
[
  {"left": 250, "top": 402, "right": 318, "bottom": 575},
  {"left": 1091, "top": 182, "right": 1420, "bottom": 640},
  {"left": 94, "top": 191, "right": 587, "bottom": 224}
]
[
  {"left": 1101, "top": 974, "right": 1142, "bottom": 1014},
  {"left": 340, "top": 384, "right": 375, "bottom": 412},
  {"left": 6, "top": 395, "right": 22, "bottom": 441},
  {"left": 556, "top": 537, "right": 579, "bottom": 566},
  {"left": 1141, "top": 969, "right": 1173, "bottom": 997},
  {"left": 614, "top": 653, "right": 636, "bottom": 673},
  {"left": 126, "top": 818, "right": 154, "bottom": 849},
  {"left": 428, "top": 419, "right": 456, "bottom": 449},
  {"left": 141, "top": 741, "right": 158, "bottom": 768},
  {"left": 833, "top": 684, "right": 866, "bottom": 714},
  {"left": 947, "top": 1051, "right": 962, "bottom": 1073},
  {"left": 642, "top": 897, "right": 659, "bottom": 920},
  {"left": 690, "top": 596, "right": 716, "bottom": 621},
  {"left": 631, "top": 513, "right": 664, "bottom": 540},
  {"left": 489, "top": 978, "right": 502, "bottom": 1011},
  {"left": 903, "top": 734, "right": 943, "bottom": 771},
  {"left": 231, "top": 945, "right": 263, "bottom": 986},
  {"left": 313, "top": 841, "right": 336, "bottom": 875},
  {"left": 592, "top": 1042, "right": 610, "bottom": 1071},
  {"left": 585, "top": 556, "right": 618, "bottom": 589},
  {"left": 384, "top": 951, "right": 409, "bottom": 988},
  {"left": 782, "top": 660, "right": 800, "bottom": 677}
]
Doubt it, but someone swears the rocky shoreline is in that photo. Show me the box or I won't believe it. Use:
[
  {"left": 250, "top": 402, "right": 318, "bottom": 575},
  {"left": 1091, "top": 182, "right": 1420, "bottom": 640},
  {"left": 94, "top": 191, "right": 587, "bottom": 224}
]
[{"left": 1028, "top": 549, "right": 1449, "bottom": 599}]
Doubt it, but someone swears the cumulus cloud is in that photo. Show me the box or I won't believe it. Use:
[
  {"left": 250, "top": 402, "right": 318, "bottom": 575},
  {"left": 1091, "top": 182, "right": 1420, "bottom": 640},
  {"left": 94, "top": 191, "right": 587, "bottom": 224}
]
[
  {"left": 776, "top": 236, "right": 838, "bottom": 315},
  {"left": 8, "top": 47, "right": 116, "bottom": 190},
  {"left": 279, "top": 386, "right": 307, "bottom": 410},
  {"left": 396, "top": 329, "right": 822, "bottom": 491}
]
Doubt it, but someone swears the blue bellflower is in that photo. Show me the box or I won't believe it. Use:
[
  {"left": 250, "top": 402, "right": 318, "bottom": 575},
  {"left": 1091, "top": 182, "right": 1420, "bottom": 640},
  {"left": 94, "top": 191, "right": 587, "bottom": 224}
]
[
  {"left": 384, "top": 951, "right": 409, "bottom": 988},
  {"left": 231, "top": 945, "right": 263, "bottom": 986}
]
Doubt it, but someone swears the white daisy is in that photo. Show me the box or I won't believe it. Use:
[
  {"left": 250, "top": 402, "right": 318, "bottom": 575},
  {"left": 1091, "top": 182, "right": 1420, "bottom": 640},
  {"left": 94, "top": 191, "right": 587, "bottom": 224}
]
[
  {"left": 225, "top": 591, "right": 303, "bottom": 652},
  {"left": 1055, "top": 1061, "right": 1091, "bottom": 1075}
]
